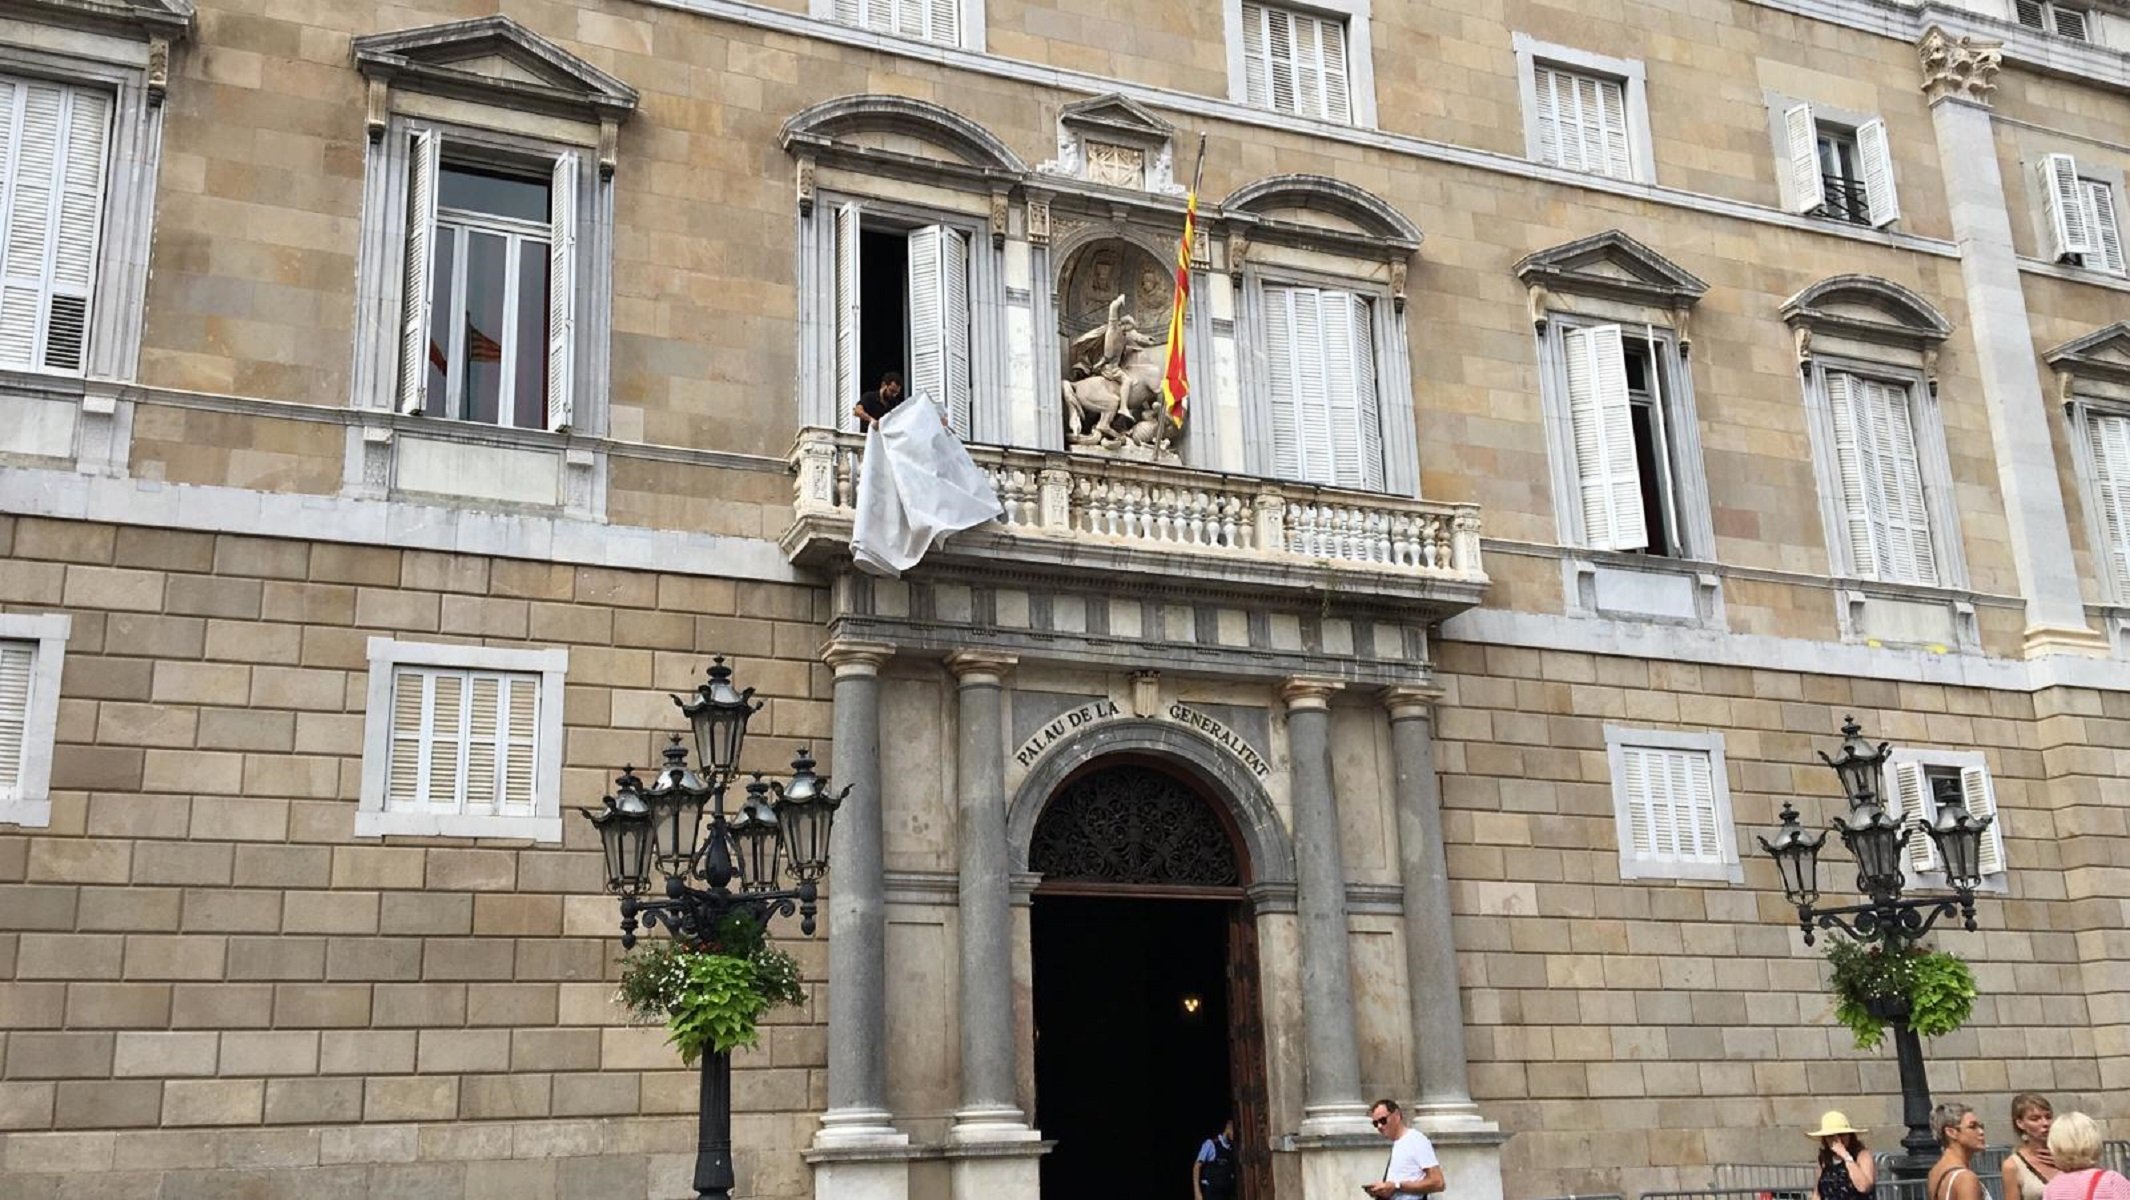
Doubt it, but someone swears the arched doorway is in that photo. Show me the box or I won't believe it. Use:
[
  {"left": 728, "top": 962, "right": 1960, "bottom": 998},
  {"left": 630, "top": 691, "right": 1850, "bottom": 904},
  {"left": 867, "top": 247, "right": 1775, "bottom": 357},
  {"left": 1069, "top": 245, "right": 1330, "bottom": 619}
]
[{"left": 1028, "top": 758, "right": 1272, "bottom": 1200}]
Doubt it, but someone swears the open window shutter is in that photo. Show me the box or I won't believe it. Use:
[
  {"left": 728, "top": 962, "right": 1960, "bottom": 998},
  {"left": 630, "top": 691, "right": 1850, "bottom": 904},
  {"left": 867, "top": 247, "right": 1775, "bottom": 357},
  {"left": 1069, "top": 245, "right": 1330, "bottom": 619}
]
[
  {"left": 1318, "top": 290, "right": 1366, "bottom": 489},
  {"left": 2086, "top": 412, "right": 2130, "bottom": 594},
  {"left": 1292, "top": 288, "right": 1335, "bottom": 485},
  {"left": 906, "top": 225, "right": 970, "bottom": 437},
  {"left": 0, "top": 643, "right": 33, "bottom": 795},
  {"left": 1564, "top": 324, "right": 1646, "bottom": 551},
  {"left": 1597, "top": 78, "right": 1630, "bottom": 178},
  {"left": 1241, "top": 3, "right": 1271, "bottom": 108},
  {"left": 386, "top": 669, "right": 429, "bottom": 813},
  {"left": 1827, "top": 372, "right": 1884, "bottom": 578},
  {"left": 834, "top": 203, "right": 861, "bottom": 432},
  {"left": 2084, "top": 180, "right": 2125, "bottom": 275},
  {"left": 1784, "top": 104, "right": 1824, "bottom": 215},
  {"left": 940, "top": 227, "right": 971, "bottom": 438},
  {"left": 1876, "top": 380, "right": 1936, "bottom": 586},
  {"left": 2042, "top": 153, "right": 2093, "bottom": 258},
  {"left": 545, "top": 151, "right": 579, "bottom": 432},
  {"left": 1890, "top": 761, "right": 1937, "bottom": 874},
  {"left": 1264, "top": 285, "right": 1300, "bottom": 478},
  {"left": 1317, "top": 15, "right": 1350, "bottom": 123},
  {"left": 1857, "top": 117, "right": 1901, "bottom": 228},
  {"left": 1532, "top": 66, "right": 1561, "bottom": 166},
  {"left": 1347, "top": 294, "right": 1382, "bottom": 491},
  {"left": 1957, "top": 765, "right": 2004, "bottom": 876},
  {"left": 399, "top": 130, "right": 441, "bottom": 414},
  {"left": 0, "top": 79, "right": 31, "bottom": 369}
]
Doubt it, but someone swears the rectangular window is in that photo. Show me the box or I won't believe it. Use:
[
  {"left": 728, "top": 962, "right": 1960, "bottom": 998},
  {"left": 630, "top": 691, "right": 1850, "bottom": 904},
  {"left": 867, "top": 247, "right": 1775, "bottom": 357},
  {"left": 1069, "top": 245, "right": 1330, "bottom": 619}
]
[
  {"left": 0, "top": 76, "right": 111, "bottom": 375},
  {"left": 1560, "top": 324, "right": 1689, "bottom": 555},
  {"left": 0, "top": 614, "right": 69, "bottom": 830},
  {"left": 1827, "top": 370, "right": 1937, "bottom": 586},
  {"left": 0, "top": 641, "right": 34, "bottom": 802},
  {"left": 1263, "top": 283, "right": 1383, "bottom": 491},
  {"left": 2083, "top": 410, "right": 2130, "bottom": 596},
  {"left": 2017, "top": 0, "right": 2090, "bottom": 39},
  {"left": 834, "top": 0, "right": 961, "bottom": 46},
  {"left": 1533, "top": 64, "right": 1630, "bottom": 178},
  {"left": 2039, "top": 154, "right": 2125, "bottom": 275},
  {"left": 357, "top": 638, "right": 567, "bottom": 842},
  {"left": 400, "top": 132, "right": 579, "bottom": 430},
  {"left": 1887, "top": 751, "right": 2006, "bottom": 886},
  {"left": 1605, "top": 727, "right": 1739, "bottom": 883},
  {"left": 1781, "top": 104, "right": 1898, "bottom": 227},
  {"left": 834, "top": 207, "right": 973, "bottom": 437},
  {"left": 1240, "top": 2, "right": 1351, "bottom": 123}
]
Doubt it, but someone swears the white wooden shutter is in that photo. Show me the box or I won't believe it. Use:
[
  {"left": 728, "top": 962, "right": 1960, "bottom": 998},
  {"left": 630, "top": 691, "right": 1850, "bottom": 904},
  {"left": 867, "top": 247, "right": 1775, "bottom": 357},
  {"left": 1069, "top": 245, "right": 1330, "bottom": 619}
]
[
  {"left": 834, "top": 203, "right": 861, "bottom": 432},
  {"left": 0, "top": 642, "right": 33, "bottom": 796},
  {"left": 1622, "top": 746, "right": 1720, "bottom": 866},
  {"left": 1828, "top": 371, "right": 1887, "bottom": 578},
  {"left": 400, "top": 130, "right": 441, "bottom": 414},
  {"left": 0, "top": 80, "right": 109, "bottom": 374},
  {"left": 545, "top": 151, "right": 579, "bottom": 432},
  {"left": 906, "top": 225, "right": 971, "bottom": 438},
  {"left": 1317, "top": 16, "right": 1351, "bottom": 124},
  {"left": 1346, "top": 294, "right": 1382, "bottom": 491},
  {"left": 1316, "top": 290, "right": 1381, "bottom": 491},
  {"left": 1265, "top": 284, "right": 1301, "bottom": 479},
  {"left": 1784, "top": 103, "right": 1825, "bottom": 215},
  {"left": 1889, "top": 760, "right": 1937, "bottom": 875},
  {"left": 1857, "top": 117, "right": 1900, "bottom": 228},
  {"left": 2083, "top": 180, "right": 2125, "bottom": 275},
  {"left": 386, "top": 668, "right": 432, "bottom": 812},
  {"left": 502, "top": 676, "right": 538, "bottom": 816},
  {"left": 1622, "top": 746, "right": 1659, "bottom": 860},
  {"left": 1871, "top": 379, "right": 1937, "bottom": 585},
  {"left": 2042, "top": 153, "right": 2094, "bottom": 259},
  {"left": 925, "top": 0, "right": 959, "bottom": 43},
  {"left": 1595, "top": 76, "right": 1629, "bottom": 178},
  {"left": 2053, "top": 6, "right": 2090, "bottom": 39},
  {"left": 835, "top": 0, "right": 861, "bottom": 21},
  {"left": 1532, "top": 65, "right": 1561, "bottom": 166},
  {"left": 2085, "top": 412, "right": 2130, "bottom": 595},
  {"left": 466, "top": 674, "right": 500, "bottom": 816},
  {"left": 1959, "top": 765, "right": 2003, "bottom": 876},
  {"left": 2016, "top": 0, "right": 2046, "bottom": 28},
  {"left": 1564, "top": 324, "right": 1646, "bottom": 551},
  {"left": 1265, "top": 6, "right": 1298, "bottom": 115},
  {"left": 1264, "top": 284, "right": 1338, "bottom": 485},
  {"left": 1241, "top": 2, "right": 1271, "bottom": 109}
]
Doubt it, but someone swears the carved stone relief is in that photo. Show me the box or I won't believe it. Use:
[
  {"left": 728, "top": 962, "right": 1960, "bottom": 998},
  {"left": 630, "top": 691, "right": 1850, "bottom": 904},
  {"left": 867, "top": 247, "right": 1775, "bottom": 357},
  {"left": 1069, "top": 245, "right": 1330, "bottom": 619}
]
[{"left": 1057, "top": 238, "right": 1182, "bottom": 461}]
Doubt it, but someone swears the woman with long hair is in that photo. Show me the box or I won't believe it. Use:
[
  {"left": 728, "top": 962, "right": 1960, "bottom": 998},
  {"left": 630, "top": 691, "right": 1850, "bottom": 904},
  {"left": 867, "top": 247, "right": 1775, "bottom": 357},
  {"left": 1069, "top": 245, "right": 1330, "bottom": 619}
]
[
  {"left": 2003, "top": 1093, "right": 2060, "bottom": 1200},
  {"left": 1808, "top": 1111, "right": 1877, "bottom": 1200}
]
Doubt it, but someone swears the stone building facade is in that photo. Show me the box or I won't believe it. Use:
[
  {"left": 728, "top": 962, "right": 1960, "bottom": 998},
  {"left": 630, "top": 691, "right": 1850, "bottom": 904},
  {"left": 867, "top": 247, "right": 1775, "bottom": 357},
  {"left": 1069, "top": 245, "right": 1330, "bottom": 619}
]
[{"left": 0, "top": 0, "right": 2128, "bottom": 1198}]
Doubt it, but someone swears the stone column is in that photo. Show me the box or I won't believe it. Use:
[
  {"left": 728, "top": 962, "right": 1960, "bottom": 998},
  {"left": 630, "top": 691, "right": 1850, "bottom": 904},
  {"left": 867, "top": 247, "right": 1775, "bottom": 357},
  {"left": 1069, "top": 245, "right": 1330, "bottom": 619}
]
[
  {"left": 944, "top": 650, "right": 1042, "bottom": 1200},
  {"left": 1918, "top": 26, "right": 2107, "bottom": 658},
  {"left": 817, "top": 640, "right": 902, "bottom": 1145},
  {"left": 1280, "top": 678, "right": 1372, "bottom": 1137},
  {"left": 1381, "top": 687, "right": 1487, "bottom": 1126}
]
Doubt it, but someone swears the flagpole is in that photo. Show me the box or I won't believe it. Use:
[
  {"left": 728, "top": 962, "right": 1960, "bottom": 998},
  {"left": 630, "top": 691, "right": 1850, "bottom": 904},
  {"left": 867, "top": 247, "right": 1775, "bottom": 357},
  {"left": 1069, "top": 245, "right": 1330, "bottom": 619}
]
[{"left": 1190, "top": 131, "right": 1207, "bottom": 198}]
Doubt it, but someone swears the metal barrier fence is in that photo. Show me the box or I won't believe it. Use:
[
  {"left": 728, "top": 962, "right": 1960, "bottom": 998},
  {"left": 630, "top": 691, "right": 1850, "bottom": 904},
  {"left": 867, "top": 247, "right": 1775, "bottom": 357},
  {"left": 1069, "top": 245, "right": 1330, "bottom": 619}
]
[{"left": 1552, "top": 1142, "right": 2130, "bottom": 1200}]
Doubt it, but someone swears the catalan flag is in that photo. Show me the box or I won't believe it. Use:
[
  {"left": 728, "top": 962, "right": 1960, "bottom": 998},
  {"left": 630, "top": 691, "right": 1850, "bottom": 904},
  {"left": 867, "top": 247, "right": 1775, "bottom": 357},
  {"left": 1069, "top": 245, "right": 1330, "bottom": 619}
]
[{"left": 1160, "top": 135, "right": 1207, "bottom": 430}]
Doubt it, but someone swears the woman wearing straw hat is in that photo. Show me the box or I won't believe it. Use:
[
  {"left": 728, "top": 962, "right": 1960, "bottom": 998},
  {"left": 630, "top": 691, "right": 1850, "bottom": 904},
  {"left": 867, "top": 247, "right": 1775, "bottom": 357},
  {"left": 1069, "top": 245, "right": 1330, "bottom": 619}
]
[{"left": 1808, "top": 1110, "right": 1877, "bottom": 1200}]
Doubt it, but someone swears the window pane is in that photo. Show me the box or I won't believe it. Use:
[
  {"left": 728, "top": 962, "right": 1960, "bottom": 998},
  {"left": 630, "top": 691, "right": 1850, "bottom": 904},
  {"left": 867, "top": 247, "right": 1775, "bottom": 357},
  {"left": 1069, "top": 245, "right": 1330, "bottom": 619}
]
[
  {"left": 439, "top": 163, "right": 550, "bottom": 223},
  {"left": 515, "top": 239, "right": 549, "bottom": 429},
  {"left": 423, "top": 229, "right": 456, "bottom": 416},
  {"left": 461, "top": 231, "right": 507, "bottom": 425}
]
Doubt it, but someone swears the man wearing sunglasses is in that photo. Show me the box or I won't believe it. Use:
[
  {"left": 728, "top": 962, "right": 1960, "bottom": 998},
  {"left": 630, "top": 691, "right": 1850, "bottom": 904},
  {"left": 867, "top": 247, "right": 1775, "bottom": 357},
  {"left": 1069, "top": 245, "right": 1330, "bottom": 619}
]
[{"left": 1363, "top": 1099, "right": 1445, "bottom": 1199}]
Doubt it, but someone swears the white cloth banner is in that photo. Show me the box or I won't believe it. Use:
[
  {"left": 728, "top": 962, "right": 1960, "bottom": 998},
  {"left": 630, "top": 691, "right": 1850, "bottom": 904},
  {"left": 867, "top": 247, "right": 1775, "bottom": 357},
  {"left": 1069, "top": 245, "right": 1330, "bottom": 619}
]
[{"left": 851, "top": 395, "right": 1004, "bottom": 577}]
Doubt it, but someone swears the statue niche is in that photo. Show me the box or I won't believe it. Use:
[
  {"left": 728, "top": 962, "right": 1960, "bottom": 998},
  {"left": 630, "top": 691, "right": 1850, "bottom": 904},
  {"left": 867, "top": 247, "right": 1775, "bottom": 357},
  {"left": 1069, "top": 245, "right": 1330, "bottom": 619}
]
[{"left": 1059, "top": 239, "right": 1184, "bottom": 463}]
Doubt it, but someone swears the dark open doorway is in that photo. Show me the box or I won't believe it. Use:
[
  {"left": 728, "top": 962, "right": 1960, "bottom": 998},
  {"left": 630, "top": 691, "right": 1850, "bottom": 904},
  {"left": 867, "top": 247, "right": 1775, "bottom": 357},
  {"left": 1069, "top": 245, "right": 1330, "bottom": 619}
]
[
  {"left": 1033, "top": 895, "right": 1232, "bottom": 1200},
  {"left": 1026, "top": 759, "right": 1272, "bottom": 1200}
]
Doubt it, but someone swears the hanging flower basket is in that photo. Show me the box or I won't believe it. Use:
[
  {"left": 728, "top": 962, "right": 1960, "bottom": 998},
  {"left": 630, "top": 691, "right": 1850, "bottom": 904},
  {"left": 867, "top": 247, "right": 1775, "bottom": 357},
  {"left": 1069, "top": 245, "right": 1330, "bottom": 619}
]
[
  {"left": 615, "top": 913, "right": 806, "bottom": 1065},
  {"left": 1824, "top": 940, "right": 1976, "bottom": 1051}
]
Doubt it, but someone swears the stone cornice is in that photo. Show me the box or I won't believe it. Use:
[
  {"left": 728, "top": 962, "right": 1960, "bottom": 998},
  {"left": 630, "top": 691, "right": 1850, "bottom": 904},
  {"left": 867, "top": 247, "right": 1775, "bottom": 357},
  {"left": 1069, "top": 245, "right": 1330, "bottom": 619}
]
[
  {"left": 2045, "top": 322, "right": 2130, "bottom": 389},
  {"left": 0, "top": 0, "right": 191, "bottom": 39},
  {"left": 353, "top": 14, "right": 640, "bottom": 137}
]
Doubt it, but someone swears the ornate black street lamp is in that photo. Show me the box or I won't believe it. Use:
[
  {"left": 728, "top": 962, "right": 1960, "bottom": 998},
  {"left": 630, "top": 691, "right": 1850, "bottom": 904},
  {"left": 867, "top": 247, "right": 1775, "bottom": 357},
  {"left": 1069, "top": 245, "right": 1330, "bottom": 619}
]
[
  {"left": 1758, "top": 716, "right": 1992, "bottom": 1180},
  {"left": 581, "top": 657, "right": 846, "bottom": 1200}
]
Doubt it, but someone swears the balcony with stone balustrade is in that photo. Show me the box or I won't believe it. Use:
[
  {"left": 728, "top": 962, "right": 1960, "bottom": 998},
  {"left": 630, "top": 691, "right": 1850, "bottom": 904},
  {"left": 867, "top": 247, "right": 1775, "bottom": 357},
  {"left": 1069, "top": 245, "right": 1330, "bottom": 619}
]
[{"left": 782, "top": 428, "right": 1488, "bottom": 620}]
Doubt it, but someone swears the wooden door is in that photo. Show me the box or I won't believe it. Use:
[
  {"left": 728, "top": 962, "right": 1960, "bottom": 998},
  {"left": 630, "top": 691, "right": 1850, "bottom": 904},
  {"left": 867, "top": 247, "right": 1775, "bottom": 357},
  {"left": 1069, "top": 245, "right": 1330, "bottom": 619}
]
[{"left": 1226, "top": 902, "right": 1273, "bottom": 1200}]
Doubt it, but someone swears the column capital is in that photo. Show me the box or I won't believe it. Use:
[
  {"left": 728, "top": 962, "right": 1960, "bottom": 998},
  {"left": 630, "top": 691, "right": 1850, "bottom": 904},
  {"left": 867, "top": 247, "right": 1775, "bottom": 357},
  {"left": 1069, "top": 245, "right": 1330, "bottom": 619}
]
[
  {"left": 822, "top": 639, "right": 895, "bottom": 676},
  {"left": 945, "top": 648, "right": 1018, "bottom": 686},
  {"left": 1919, "top": 25, "right": 2001, "bottom": 107},
  {"left": 1378, "top": 685, "right": 1444, "bottom": 722},
  {"left": 1279, "top": 677, "right": 1343, "bottom": 711}
]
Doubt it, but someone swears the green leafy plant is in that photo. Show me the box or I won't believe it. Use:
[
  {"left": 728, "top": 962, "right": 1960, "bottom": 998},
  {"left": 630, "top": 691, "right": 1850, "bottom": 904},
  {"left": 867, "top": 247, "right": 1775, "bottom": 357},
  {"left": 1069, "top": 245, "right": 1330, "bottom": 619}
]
[
  {"left": 615, "top": 914, "right": 806, "bottom": 1064},
  {"left": 1824, "top": 940, "right": 1977, "bottom": 1050}
]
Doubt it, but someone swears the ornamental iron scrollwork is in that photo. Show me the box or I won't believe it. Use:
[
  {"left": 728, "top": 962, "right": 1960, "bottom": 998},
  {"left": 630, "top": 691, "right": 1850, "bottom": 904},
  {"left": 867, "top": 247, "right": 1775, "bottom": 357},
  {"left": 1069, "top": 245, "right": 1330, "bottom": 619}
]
[{"left": 1029, "top": 765, "right": 1240, "bottom": 887}]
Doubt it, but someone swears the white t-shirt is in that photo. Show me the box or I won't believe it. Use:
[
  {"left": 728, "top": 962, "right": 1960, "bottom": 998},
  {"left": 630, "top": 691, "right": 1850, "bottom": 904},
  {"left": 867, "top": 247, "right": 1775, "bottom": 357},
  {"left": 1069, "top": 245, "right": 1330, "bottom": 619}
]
[{"left": 1383, "top": 1128, "right": 1441, "bottom": 1199}]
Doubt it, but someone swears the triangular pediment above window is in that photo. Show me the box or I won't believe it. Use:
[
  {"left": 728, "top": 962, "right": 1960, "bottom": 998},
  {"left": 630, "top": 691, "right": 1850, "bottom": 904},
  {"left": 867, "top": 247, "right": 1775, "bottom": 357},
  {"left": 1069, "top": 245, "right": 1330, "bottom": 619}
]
[
  {"left": 1515, "top": 230, "right": 1708, "bottom": 310},
  {"left": 1058, "top": 94, "right": 1175, "bottom": 144},
  {"left": 353, "top": 15, "right": 639, "bottom": 125},
  {"left": 2047, "top": 322, "right": 2130, "bottom": 388},
  {"left": 9, "top": 0, "right": 192, "bottom": 38}
]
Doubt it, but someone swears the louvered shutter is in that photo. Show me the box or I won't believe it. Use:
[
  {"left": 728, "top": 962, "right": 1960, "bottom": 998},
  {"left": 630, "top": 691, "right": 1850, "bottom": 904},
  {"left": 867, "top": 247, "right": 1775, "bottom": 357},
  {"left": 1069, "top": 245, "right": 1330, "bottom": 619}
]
[
  {"left": 1265, "top": 7, "right": 1298, "bottom": 115},
  {"left": 905, "top": 225, "right": 971, "bottom": 438},
  {"left": 1564, "top": 324, "right": 1646, "bottom": 551},
  {"left": 926, "top": 0, "right": 959, "bottom": 44},
  {"left": 2016, "top": 0, "right": 2046, "bottom": 27},
  {"left": 1875, "top": 379, "right": 1937, "bottom": 585},
  {"left": 400, "top": 130, "right": 441, "bottom": 414},
  {"left": 545, "top": 152, "right": 579, "bottom": 432},
  {"left": 1265, "top": 284, "right": 1301, "bottom": 479},
  {"left": 1857, "top": 118, "right": 1900, "bottom": 228},
  {"left": 2084, "top": 180, "right": 2125, "bottom": 275},
  {"left": 1784, "top": 104, "right": 1825, "bottom": 215},
  {"left": 1596, "top": 76, "right": 1629, "bottom": 178},
  {"left": 1317, "top": 15, "right": 1350, "bottom": 124},
  {"left": 2085, "top": 412, "right": 2130, "bottom": 594},
  {"left": 1316, "top": 290, "right": 1381, "bottom": 491},
  {"left": 1889, "top": 760, "right": 1937, "bottom": 875},
  {"left": 2054, "top": 6, "right": 2090, "bottom": 38},
  {"left": 0, "top": 642, "right": 33, "bottom": 797},
  {"left": 1292, "top": 288, "right": 1334, "bottom": 485},
  {"left": 835, "top": 0, "right": 862, "bottom": 22},
  {"left": 502, "top": 676, "right": 538, "bottom": 816},
  {"left": 1622, "top": 747, "right": 1659, "bottom": 860},
  {"left": 1682, "top": 751, "right": 1719, "bottom": 861},
  {"left": 834, "top": 203, "right": 861, "bottom": 432},
  {"left": 1241, "top": 3, "right": 1271, "bottom": 108},
  {"left": 386, "top": 669, "right": 430, "bottom": 812},
  {"left": 2042, "top": 153, "right": 2093, "bottom": 259},
  {"left": 1828, "top": 372, "right": 1887, "bottom": 578},
  {"left": 466, "top": 674, "right": 500, "bottom": 815},
  {"left": 1346, "top": 294, "right": 1382, "bottom": 491},
  {"left": 1292, "top": 12, "right": 1324, "bottom": 119},
  {"left": 1620, "top": 747, "right": 1721, "bottom": 868},
  {"left": 0, "top": 80, "right": 109, "bottom": 375},
  {"left": 426, "top": 672, "right": 466, "bottom": 814},
  {"left": 1532, "top": 65, "right": 1561, "bottom": 166},
  {"left": 1957, "top": 765, "right": 2004, "bottom": 876}
]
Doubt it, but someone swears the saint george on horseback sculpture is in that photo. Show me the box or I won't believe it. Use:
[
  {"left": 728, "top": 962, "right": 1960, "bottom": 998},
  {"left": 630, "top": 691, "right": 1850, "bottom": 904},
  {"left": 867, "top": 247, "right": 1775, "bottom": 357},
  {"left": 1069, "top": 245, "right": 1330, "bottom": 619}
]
[{"left": 1062, "top": 292, "right": 1182, "bottom": 461}]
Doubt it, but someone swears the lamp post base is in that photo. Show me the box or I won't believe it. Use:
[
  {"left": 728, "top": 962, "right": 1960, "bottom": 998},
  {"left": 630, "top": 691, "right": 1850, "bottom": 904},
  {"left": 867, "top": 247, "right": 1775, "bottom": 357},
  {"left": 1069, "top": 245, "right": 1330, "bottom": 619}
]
[
  {"left": 694, "top": 1049, "right": 735, "bottom": 1199},
  {"left": 1891, "top": 1021, "right": 1937, "bottom": 1182}
]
